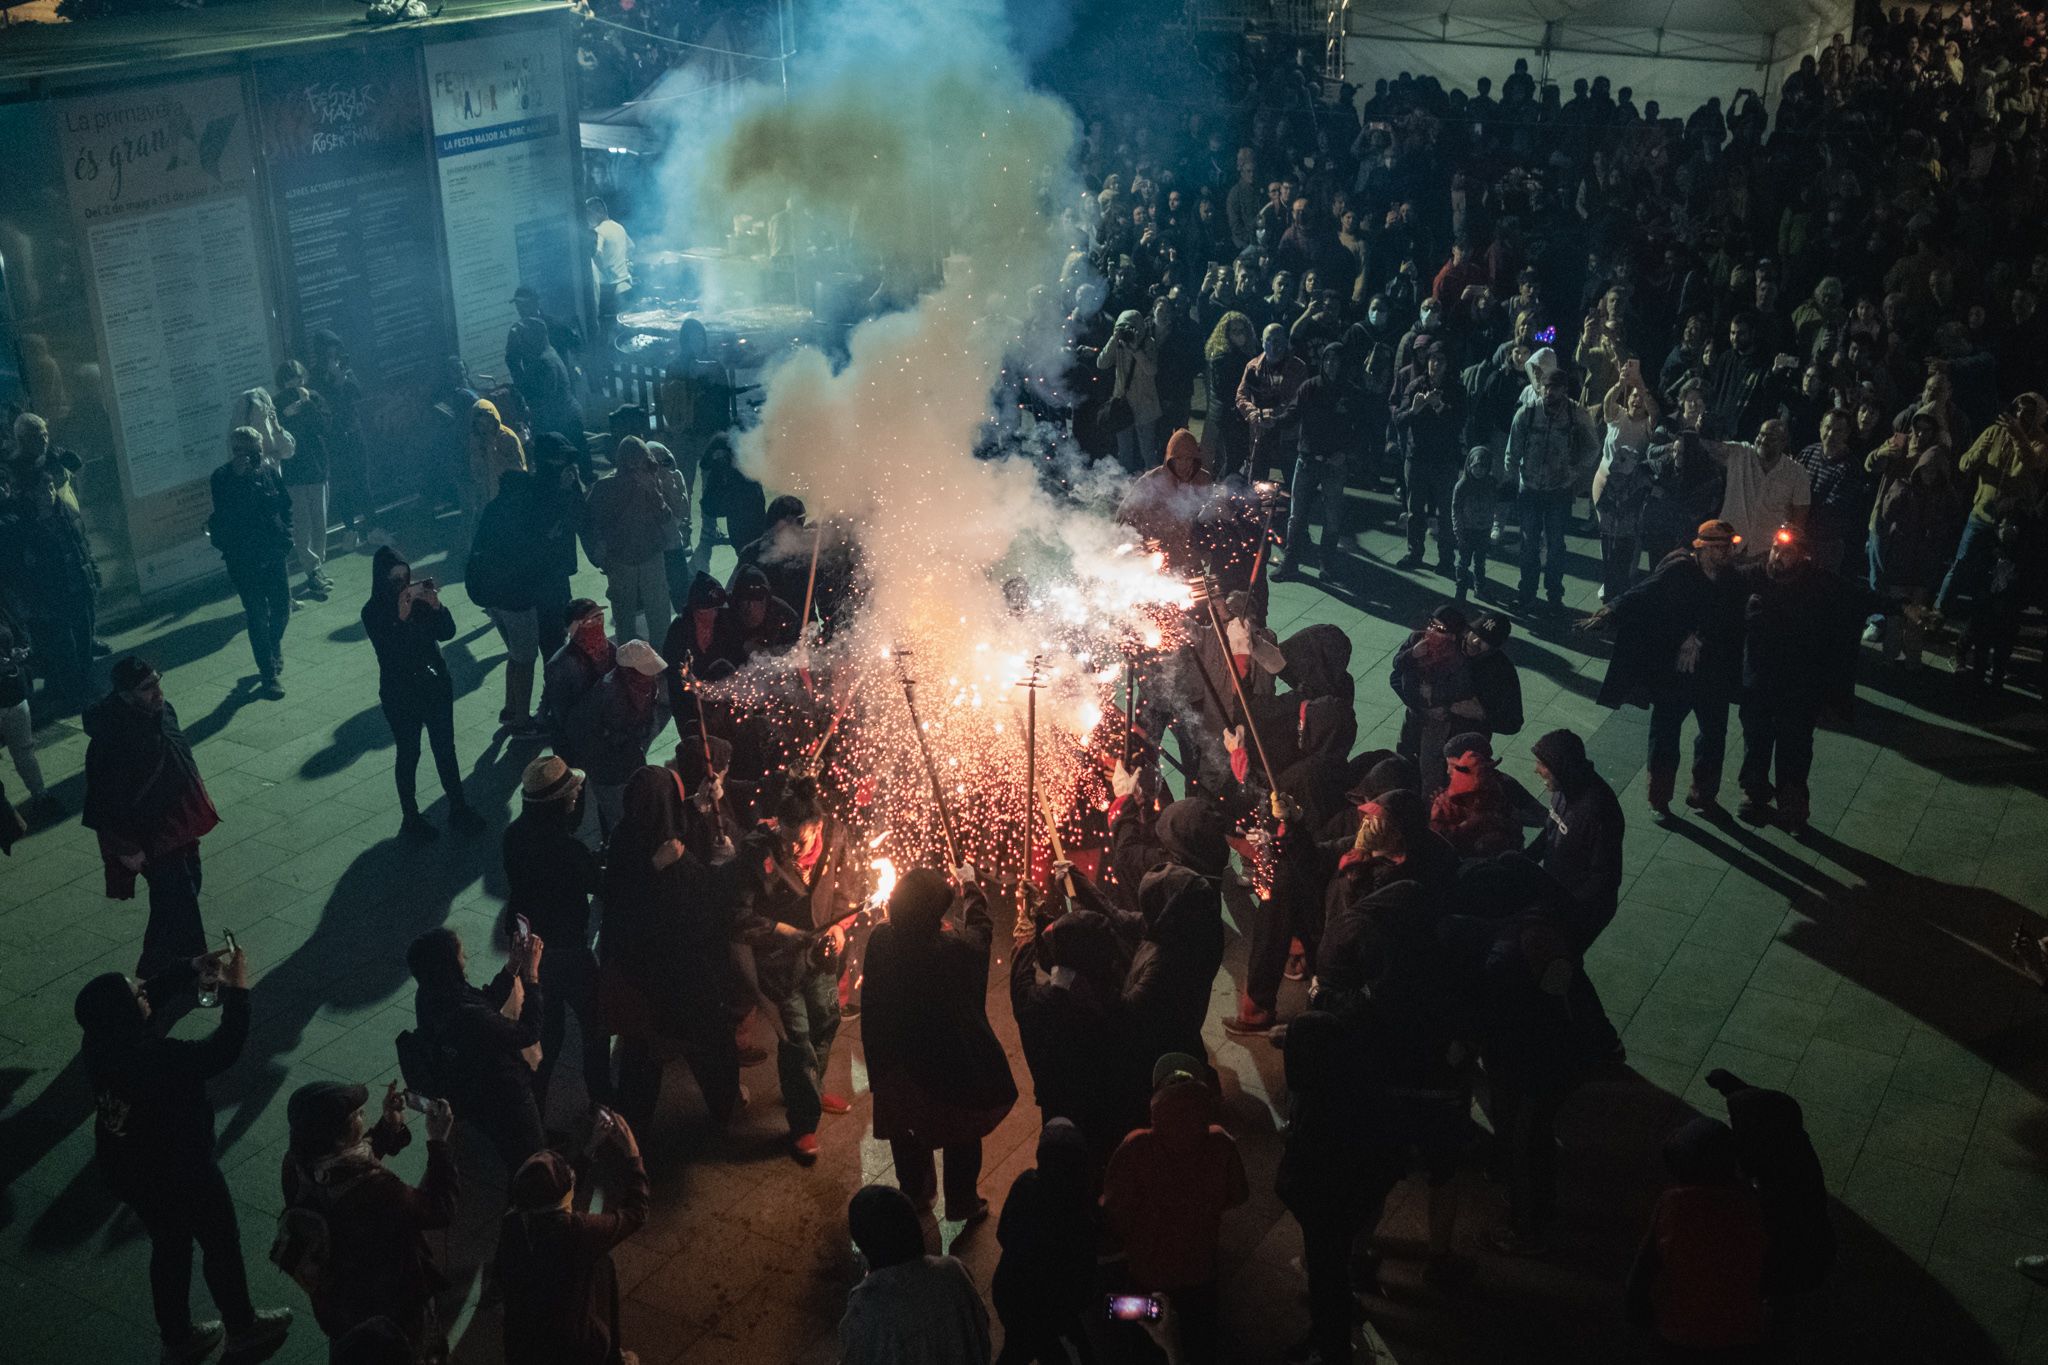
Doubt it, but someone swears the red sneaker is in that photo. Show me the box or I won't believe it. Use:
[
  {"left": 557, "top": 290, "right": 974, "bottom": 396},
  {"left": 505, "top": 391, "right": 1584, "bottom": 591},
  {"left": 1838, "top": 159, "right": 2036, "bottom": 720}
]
[
  {"left": 819, "top": 1093, "right": 852, "bottom": 1116},
  {"left": 791, "top": 1133, "right": 820, "bottom": 1163}
]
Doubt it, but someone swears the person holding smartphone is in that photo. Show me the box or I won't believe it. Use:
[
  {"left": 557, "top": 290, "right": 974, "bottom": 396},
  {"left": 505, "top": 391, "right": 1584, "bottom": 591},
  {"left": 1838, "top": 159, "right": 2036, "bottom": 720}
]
[
  {"left": 405, "top": 925, "right": 546, "bottom": 1171},
  {"left": 74, "top": 945, "right": 295, "bottom": 1364},
  {"left": 495, "top": 1110, "right": 651, "bottom": 1365},
  {"left": 278, "top": 1080, "right": 457, "bottom": 1355},
  {"left": 363, "top": 546, "right": 486, "bottom": 841}
]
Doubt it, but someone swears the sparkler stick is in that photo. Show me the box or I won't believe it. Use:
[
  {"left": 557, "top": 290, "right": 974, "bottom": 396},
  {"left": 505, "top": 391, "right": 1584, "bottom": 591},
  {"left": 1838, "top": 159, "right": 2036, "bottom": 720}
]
[
  {"left": 1248, "top": 480, "right": 1282, "bottom": 584},
  {"left": 1121, "top": 658, "right": 1139, "bottom": 768},
  {"left": 892, "top": 648, "right": 962, "bottom": 870},
  {"left": 1016, "top": 657, "right": 1043, "bottom": 885},
  {"left": 679, "top": 656, "right": 714, "bottom": 769},
  {"left": 1038, "top": 796, "right": 1075, "bottom": 896},
  {"left": 1196, "top": 576, "right": 1278, "bottom": 791},
  {"left": 798, "top": 521, "right": 824, "bottom": 629}
]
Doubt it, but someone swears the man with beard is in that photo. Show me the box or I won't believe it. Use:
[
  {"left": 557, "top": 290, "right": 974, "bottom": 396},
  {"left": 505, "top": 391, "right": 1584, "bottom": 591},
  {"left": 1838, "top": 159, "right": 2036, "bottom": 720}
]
[
  {"left": 1586, "top": 520, "right": 1749, "bottom": 820},
  {"left": 1701, "top": 313, "right": 1796, "bottom": 442},
  {"left": 1735, "top": 525, "right": 1871, "bottom": 833},
  {"left": 83, "top": 658, "right": 220, "bottom": 976}
]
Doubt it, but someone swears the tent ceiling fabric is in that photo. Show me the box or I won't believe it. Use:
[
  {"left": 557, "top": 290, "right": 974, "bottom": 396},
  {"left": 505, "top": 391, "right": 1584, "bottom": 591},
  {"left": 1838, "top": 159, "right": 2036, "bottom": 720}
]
[{"left": 1394, "top": 0, "right": 1848, "bottom": 39}]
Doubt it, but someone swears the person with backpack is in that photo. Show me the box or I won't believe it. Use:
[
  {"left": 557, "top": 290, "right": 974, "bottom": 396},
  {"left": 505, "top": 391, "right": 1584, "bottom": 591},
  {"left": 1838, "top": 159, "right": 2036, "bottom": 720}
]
[
  {"left": 403, "top": 926, "right": 545, "bottom": 1174},
  {"left": 73, "top": 946, "right": 295, "bottom": 1365},
  {"left": 496, "top": 1114, "right": 651, "bottom": 1365},
  {"left": 276, "top": 1080, "right": 457, "bottom": 1359}
]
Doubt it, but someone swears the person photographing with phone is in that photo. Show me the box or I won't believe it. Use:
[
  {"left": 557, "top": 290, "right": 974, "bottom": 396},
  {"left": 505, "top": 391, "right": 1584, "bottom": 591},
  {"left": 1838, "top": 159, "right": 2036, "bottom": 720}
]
[
  {"left": 404, "top": 925, "right": 546, "bottom": 1172},
  {"left": 363, "top": 547, "right": 487, "bottom": 841},
  {"left": 495, "top": 1108, "right": 650, "bottom": 1365},
  {"left": 276, "top": 1079, "right": 456, "bottom": 1359},
  {"left": 74, "top": 943, "right": 295, "bottom": 1365}
]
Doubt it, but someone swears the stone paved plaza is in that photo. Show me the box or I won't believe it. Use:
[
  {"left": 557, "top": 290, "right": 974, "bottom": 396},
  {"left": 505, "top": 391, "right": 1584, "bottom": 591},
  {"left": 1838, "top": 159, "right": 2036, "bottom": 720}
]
[{"left": 2, "top": 496, "right": 2047, "bottom": 1364}]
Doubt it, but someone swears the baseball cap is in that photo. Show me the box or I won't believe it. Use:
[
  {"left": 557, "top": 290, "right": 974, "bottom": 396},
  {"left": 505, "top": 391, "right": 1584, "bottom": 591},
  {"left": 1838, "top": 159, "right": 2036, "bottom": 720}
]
[{"left": 616, "top": 639, "right": 667, "bottom": 676}]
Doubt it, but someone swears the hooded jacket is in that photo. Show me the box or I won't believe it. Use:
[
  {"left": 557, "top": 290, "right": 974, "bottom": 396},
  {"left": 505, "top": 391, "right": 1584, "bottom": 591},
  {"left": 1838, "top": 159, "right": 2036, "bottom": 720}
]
[
  {"left": 1526, "top": 738, "right": 1625, "bottom": 947},
  {"left": 1868, "top": 443, "right": 1967, "bottom": 592},
  {"left": 1124, "top": 862, "right": 1226, "bottom": 1069},
  {"left": 1101, "top": 1078, "right": 1248, "bottom": 1290},
  {"left": 466, "top": 470, "right": 553, "bottom": 612},
  {"left": 992, "top": 1120, "right": 1096, "bottom": 1322},
  {"left": 1955, "top": 400, "right": 2048, "bottom": 525},
  {"left": 1116, "top": 429, "right": 1214, "bottom": 574},
  {"left": 864, "top": 880, "right": 1018, "bottom": 1140},
  {"left": 467, "top": 398, "right": 526, "bottom": 500},
  {"left": 1010, "top": 912, "right": 1146, "bottom": 1159},
  {"left": 1722, "top": 1080, "right": 1835, "bottom": 1296},
  {"left": 362, "top": 547, "right": 455, "bottom": 700}
]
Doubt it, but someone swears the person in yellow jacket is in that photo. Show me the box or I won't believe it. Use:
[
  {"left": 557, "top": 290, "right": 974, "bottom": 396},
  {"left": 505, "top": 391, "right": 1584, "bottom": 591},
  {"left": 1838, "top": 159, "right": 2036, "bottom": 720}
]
[
  {"left": 464, "top": 398, "right": 527, "bottom": 531},
  {"left": 1935, "top": 392, "right": 2047, "bottom": 617}
]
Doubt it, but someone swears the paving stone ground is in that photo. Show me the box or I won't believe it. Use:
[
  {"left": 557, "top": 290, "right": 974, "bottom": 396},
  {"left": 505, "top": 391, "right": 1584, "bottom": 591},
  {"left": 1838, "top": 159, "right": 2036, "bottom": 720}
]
[{"left": 2, "top": 485, "right": 2047, "bottom": 1365}]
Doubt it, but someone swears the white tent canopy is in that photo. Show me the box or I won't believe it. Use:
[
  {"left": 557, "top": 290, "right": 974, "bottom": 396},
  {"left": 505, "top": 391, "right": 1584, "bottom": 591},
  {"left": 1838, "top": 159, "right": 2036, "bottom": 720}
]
[{"left": 1340, "top": 0, "right": 1855, "bottom": 118}]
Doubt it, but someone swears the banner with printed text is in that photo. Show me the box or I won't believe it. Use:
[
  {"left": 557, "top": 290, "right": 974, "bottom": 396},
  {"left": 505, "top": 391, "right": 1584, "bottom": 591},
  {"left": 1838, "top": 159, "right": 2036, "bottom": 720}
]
[
  {"left": 424, "top": 29, "right": 580, "bottom": 382},
  {"left": 60, "top": 74, "right": 280, "bottom": 596}
]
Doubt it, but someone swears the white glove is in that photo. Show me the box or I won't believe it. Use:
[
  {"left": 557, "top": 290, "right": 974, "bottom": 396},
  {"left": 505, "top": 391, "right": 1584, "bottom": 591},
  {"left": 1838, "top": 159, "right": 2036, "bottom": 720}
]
[
  {"left": 1111, "top": 761, "right": 1139, "bottom": 799},
  {"left": 953, "top": 862, "right": 979, "bottom": 886},
  {"left": 693, "top": 776, "right": 723, "bottom": 810},
  {"left": 1226, "top": 616, "right": 1252, "bottom": 656},
  {"left": 1223, "top": 725, "right": 1244, "bottom": 754}
]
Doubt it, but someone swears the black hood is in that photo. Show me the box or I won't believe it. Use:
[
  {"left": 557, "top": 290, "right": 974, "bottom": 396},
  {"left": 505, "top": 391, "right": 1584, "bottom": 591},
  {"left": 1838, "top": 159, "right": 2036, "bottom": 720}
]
[
  {"left": 371, "top": 545, "right": 410, "bottom": 603},
  {"left": 1137, "top": 864, "right": 1219, "bottom": 942},
  {"left": 1155, "top": 798, "right": 1230, "bottom": 876},
  {"left": 1279, "top": 624, "right": 1355, "bottom": 703}
]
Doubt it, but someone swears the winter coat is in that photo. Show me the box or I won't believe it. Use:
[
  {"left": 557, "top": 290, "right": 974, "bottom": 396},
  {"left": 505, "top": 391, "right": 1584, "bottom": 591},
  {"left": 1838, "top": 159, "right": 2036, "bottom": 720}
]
[
  {"left": 1453, "top": 454, "right": 1500, "bottom": 548},
  {"left": 1506, "top": 396, "right": 1597, "bottom": 494},
  {"left": 1955, "top": 411, "right": 2048, "bottom": 526},
  {"left": 413, "top": 967, "right": 542, "bottom": 1112},
  {"left": 82, "top": 695, "right": 218, "bottom": 882},
  {"left": 81, "top": 963, "right": 242, "bottom": 1189},
  {"left": 1527, "top": 764, "right": 1626, "bottom": 948},
  {"left": 1009, "top": 920, "right": 1147, "bottom": 1159},
  {"left": 466, "top": 471, "right": 553, "bottom": 612},
  {"left": 1393, "top": 373, "right": 1468, "bottom": 468},
  {"left": 863, "top": 884, "right": 1018, "bottom": 1144},
  {"left": 1868, "top": 445, "right": 1966, "bottom": 594},
  {"left": 280, "top": 1128, "right": 456, "bottom": 1343},
  {"left": 495, "top": 1150, "right": 650, "bottom": 1365},
  {"left": 562, "top": 672, "right": 666, "bottom": 785},
  {"left": 1596, "top": 552, "right": 1748, "bottom": 708},
  {"left": 362, "top": 548, "right": 456, "bottom": 702},
  {"left": 274, "top": 384, "right": 330, "bottom": 486},
  {"left": 467, "top": 398, "right": 526, "bottom": 500},
  {"left": 1101, "top": 1079, "right": 1248, "bottom": 1290},
  {"left": 1123, "top": 865, "right": 1226, "bottom": 1069},
  {"left": 1740, "top": 562, "right": 1871, "bottom": 716},
  {"left": 208, "top": 461, "right": 294, "bottom": 568},
  {"left": 583, "top": 467, "right": 676, "bottom": 570},
  {"left": 1236, "top": 350, "right": 1310, "bottom": 472}
]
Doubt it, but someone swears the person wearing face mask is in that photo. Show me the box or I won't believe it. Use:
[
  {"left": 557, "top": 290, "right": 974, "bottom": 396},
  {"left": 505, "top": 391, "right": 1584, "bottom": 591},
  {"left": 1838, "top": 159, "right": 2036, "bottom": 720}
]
[
  {"left": 541, "top": 599, "right": 615, "bottom": 754},
  {"left": 1430, "top": 732, "right": 1543, "bottom": 858},
  {"left": 364, "top": 547, "right": 486, "bottom": 840},
  {"left": 1734, "top": 525, "right": 1872, "bottom": 833},
  {"left": 84, "top": 657, "right": 221, "bottom": 975},
  {"left": 206, "top": 426, "right": 294, "bottom": 700},
  {"left": 1236, "top": 322, "right": 1309, "bottom": 482},
  {"left": 563, "top": 638, "right": 669, "bottom": 837},
  {"left": 74, "top": 947, "right": 295, "bottom": 1365},
  {"left": 1588, "top": 514, "right": 1749, "bottom": 817},
  {"left": 277, "top": 1080, "right": 455, "bottom": 1356}
]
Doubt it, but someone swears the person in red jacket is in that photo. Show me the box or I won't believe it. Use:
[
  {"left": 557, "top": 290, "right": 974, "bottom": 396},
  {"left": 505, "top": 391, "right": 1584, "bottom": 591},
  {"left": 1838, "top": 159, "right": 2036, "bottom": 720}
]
[
  {"left": 1101, "top": 1054, "right": 1248, "bottom": 1365},
  {"left": 280, "top": 1080, "right": 458, "bottom": 1356}
]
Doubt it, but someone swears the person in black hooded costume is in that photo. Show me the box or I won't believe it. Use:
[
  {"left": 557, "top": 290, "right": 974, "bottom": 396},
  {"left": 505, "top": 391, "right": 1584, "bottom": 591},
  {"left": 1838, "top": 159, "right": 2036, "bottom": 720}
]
[
  {"left": 1119, "top": 798, "right": 1231, "bottom": 1074},
  {"left": 1011, "top": 892, "right": 1146, "bottom": 1168},
  {"left": 363, "top": 546, "right": 484, "bottom": 840},
  {"left": 992, "top": 1118, "right": 1099, "bottom": 1365},
  {"left": 75, "top": 950, "right": 294, "bottom": 1363},
  {"left": 863, "top": 866, "right": 1017, "bottom": 1222},
  {"left": 1525, "top": 728, "right": 1626, "bottom": 952}
]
